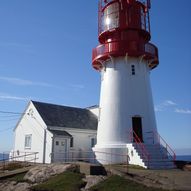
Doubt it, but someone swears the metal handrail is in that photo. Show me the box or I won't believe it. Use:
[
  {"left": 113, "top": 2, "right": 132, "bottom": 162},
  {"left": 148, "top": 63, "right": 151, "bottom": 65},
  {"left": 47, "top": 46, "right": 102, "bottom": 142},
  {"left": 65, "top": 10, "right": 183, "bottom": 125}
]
[
  {"left": 146, "top": 130, "right": 176, "bottom": 161},
  {"left": 130, "top": 128, "right": 150, "bottom": 166},
  {"left": 0, "top": 151, "right": 39, "bottom": 171},
  {"left": 155, "top": 132, "right": 176, "bottom": 161},
  {"left": 52, "top": 150, "right": 130, "bottom": 166}
]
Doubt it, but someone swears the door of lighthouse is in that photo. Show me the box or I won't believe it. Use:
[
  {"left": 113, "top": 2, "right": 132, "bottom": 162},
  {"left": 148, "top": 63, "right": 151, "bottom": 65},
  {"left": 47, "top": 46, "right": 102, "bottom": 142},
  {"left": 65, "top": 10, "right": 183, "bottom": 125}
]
[{"left": 132, "top": 117, "right": 143, "bottom": 143}]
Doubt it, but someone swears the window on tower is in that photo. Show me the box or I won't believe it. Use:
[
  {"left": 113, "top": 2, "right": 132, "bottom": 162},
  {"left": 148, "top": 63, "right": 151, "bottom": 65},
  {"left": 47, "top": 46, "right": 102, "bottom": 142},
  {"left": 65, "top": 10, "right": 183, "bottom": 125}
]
[{"left": 131, "top": 65, "right": 135, "bottom": 75}]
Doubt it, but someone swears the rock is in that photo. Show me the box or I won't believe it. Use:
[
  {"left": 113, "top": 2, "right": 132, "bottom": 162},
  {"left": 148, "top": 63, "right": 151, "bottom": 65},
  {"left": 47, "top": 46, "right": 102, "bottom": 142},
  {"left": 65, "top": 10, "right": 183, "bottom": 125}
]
[
  {"left": 0, "top": 181, "right": 15, "bottom": 191},
  {"left": 0, "top": 181, "right": 31, "bottom": 191},
  {"left": 82, "top": 175, "right": 107, "bottom": 190},
  {"left": 0, "top": 181, "right": 30, "bottom": 191},
  {"left": 13, "top": 182, "right": 31, "bottom": 191},
  {"left": 184, "top": 165, "right": 191, "bottom": 171},
  {"left": 24, "top": 163, "right": 80, "bottom": 183}
]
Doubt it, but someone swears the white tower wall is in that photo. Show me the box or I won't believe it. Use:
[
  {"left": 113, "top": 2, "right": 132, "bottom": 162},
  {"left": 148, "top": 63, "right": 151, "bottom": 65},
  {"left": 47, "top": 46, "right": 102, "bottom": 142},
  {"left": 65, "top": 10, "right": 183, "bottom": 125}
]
[{"left": 93, "top": 56, "right": 158, "bottom": 164}]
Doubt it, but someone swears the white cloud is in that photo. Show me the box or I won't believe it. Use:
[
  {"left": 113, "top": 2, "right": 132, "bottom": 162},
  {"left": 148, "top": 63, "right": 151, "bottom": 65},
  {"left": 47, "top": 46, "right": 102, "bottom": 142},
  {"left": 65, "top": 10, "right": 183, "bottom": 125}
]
[
  {"left": 0, "top": 95, "right": 29, "bottom": 101},
  {"left": 163, "top": 100, "right": 177, "bottom": 106},
  {"left": 175, "top": 108, "right": 191, "bottom": 114},
  {"left": 155, "top": 100, "right": 177, "bottom": 112},
  {"left": 155, "top": 100, "right": 191, "bottom": 115},
  {"left": 0, "top": 76, "right": 55, "bottom": 88}
]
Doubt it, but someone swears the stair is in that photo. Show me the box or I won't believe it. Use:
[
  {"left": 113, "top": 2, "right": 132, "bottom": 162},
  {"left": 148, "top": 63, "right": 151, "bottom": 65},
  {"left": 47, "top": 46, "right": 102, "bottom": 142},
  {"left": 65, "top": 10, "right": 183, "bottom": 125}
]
[{"left": 133, "top": 143, "right": 176, "bottom": 169}]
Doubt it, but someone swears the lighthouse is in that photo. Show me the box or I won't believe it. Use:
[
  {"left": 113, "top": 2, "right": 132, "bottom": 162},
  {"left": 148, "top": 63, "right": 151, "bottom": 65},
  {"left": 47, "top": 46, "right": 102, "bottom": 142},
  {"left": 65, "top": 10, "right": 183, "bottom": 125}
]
[{"left": 92, "top": 0, "right": 175, "bottom": 169}]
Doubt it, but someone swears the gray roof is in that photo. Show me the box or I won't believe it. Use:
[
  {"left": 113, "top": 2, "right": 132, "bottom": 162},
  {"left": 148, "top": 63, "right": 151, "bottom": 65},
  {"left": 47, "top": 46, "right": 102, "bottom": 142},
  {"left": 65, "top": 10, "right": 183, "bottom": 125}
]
[
  {"left": 49, "top": 130, "right": 72, "bottom": 137},
  {"left": 32, "top": 101, "right": 97, "bottom": 130}
]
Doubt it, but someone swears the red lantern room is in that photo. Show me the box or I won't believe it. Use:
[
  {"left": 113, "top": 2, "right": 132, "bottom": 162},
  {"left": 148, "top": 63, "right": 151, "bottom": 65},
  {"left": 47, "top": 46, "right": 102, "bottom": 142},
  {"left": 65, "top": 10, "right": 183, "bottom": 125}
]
[{"left": 92, "top": 0, "right": 159, "bottom": 70}]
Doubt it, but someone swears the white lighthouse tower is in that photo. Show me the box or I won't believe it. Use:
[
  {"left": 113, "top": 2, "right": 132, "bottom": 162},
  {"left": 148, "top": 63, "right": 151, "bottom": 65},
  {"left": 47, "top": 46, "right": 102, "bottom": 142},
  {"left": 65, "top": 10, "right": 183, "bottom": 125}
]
[{"left": 92, "top": 0, "right": 176, "bottom": 169}]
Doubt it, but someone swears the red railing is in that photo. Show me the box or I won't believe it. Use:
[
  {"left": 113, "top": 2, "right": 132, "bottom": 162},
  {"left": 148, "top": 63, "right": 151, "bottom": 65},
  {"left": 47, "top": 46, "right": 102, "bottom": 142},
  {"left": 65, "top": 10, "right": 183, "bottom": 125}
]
[{"left": 130, "top": 129, "right": 150, "bottom": 167}]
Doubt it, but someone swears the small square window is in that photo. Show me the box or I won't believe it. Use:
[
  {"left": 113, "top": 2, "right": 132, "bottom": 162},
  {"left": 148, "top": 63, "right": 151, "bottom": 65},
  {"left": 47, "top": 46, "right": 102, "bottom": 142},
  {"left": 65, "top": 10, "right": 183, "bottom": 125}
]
[{"left": 56, "top": 141, "right": 59, "bottom": 146}]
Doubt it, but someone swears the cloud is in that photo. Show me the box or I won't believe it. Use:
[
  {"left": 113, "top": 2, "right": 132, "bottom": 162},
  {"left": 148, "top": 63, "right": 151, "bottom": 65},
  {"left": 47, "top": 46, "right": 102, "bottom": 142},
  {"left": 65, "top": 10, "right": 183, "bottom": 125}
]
[
  {"left": 155, "top": 100, "right": 191, "bottom": 115},
  {"left": 163, "top": 100, "right": 177, "bottom": 106},
  {"left": 155, "top": 100, "right": 177, "bottom": 112},
  {"left": 175, "top": 108, "right": 191, "bottom": 114},
  {"left": 0, "top": 95, "right": 29, "bottom": 101},
  {"left": 0, "top": 76, "right": 56, "bottom": 88}
]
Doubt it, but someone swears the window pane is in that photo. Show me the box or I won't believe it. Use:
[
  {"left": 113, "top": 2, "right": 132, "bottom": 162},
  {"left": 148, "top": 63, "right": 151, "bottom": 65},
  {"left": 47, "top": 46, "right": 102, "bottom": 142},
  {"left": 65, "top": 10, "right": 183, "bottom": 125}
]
[
  {"left": 70, "top": 137, "right": 74, "bottom": 147},
  {"left": 102, "top": 2, "right": 119, "bottom": 32},
  {"left": 24, "top": 135, "right": 32, "bottom": 148}
]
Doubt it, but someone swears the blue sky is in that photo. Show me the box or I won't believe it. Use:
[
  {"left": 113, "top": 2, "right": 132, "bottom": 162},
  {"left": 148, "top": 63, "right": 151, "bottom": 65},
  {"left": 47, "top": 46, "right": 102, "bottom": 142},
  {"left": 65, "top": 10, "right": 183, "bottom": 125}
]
[{"left": 0, "top": 0, "right": 190, "bottom": 154}]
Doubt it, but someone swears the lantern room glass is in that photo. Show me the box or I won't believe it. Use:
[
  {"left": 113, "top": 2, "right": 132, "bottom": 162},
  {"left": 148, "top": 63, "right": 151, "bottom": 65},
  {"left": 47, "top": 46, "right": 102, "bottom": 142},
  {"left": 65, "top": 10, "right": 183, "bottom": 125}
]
[{"left": 100, "top": 2, "right": 119, "bottom": 33}]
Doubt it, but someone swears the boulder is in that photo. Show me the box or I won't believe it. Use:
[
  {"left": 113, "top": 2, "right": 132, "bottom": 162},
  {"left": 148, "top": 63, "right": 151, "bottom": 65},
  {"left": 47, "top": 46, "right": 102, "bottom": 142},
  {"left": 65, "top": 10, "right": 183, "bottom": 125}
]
[
  {"left": 0, "top": 181, "right": 31, "bottom": 191},
  {"left": 82, "top": 175, "right": 107, "bottom": 190},
  {"left": 24, "top": 163, "right": 79, "bottom": 183},
  {"left": 13, "top": 182, "right": 31, "bottom": 191},
  {"left": 184, "top": 165, "right": 191, "bottom": 171}
]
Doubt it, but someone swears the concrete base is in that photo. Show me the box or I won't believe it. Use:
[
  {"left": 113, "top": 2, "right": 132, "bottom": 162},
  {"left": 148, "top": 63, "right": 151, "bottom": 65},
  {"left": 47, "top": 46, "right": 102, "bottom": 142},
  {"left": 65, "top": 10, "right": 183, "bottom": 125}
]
[
  {"left": 93, "top": 144, "right": 131, "bottom": 165},
  {"left": 93, "top": 143, "right": 146, "bottom": 168},
  {"left": 93, "top": 143, "right": 175, "bottom": 169}
]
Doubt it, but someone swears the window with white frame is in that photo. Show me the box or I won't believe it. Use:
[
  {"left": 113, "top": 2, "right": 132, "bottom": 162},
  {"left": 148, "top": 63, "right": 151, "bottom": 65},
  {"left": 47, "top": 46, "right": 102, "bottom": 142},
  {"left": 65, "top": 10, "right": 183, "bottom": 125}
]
[{"left": 24, "top": 134, "right": 32, "bottom": 149}]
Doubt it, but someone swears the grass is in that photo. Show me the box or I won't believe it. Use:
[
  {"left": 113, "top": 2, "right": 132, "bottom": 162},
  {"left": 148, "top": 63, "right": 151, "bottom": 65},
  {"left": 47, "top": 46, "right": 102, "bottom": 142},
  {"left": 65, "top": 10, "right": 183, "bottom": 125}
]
[
  {"left": 90, "top": 175, "right": 171, "bottom": 191},
  {"left": 7, "top": 172, "right": 26, "bottom": 182},
  {"left": 31, "top": 171, "right": 86, "bottom": 191},
  {"left": 128, "top": 164, "right": 146, "bottom": 170}
]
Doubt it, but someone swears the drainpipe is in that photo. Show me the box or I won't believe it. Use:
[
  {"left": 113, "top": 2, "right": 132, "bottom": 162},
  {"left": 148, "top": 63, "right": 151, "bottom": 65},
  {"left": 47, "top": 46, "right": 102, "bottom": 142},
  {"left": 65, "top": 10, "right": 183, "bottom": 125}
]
[{"left": 42, "top": 129, "right": 47, "bottom": 164}]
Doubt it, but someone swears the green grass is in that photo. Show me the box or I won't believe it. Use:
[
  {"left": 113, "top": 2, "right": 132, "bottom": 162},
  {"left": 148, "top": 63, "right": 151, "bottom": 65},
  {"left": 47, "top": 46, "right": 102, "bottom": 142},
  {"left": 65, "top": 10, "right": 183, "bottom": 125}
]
[
  {"left": 90, "top": 175, "right": 171, "bottom": 191},
  {"left": 31, "top": 171, "right": 86, "bottom": 191},
  {"left": 128, "top": 164, "right": 146, "bottom": 170},
  {"left": 7, "top": 172, "right": 26, "bottom": 182}
]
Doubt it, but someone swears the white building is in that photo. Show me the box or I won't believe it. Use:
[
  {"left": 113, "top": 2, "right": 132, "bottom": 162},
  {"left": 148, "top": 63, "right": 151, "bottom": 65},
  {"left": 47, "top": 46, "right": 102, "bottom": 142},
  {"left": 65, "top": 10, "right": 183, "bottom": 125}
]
[{"left": 12, "top": 101, "right": 98, "bottom": 164}]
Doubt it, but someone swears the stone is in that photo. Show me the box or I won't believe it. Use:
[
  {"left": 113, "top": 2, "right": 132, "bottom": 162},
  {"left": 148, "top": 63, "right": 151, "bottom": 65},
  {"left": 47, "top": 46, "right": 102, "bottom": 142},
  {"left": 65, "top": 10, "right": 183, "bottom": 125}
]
[
  {"left": 0, "top": 181, "right": 31, "bottom": 191},
  {"left": 13, "top": 182, "right": 31, "bottom": 191},
  {"left": 82, "top": 175, "right": 107, "bottom": 190},
  {"left": 24, "top": 163, "right": 79, "bottom": 183},
  {"left": 184, "top": 165, "right": 191, "bottom": 171}
]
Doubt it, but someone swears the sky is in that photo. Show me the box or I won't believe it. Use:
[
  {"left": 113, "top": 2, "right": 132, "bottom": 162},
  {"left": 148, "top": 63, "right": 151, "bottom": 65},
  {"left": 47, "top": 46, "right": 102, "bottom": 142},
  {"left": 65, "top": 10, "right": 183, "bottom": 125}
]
[{"left": 0, "top": 0, "right": 190, "bottom": 154}]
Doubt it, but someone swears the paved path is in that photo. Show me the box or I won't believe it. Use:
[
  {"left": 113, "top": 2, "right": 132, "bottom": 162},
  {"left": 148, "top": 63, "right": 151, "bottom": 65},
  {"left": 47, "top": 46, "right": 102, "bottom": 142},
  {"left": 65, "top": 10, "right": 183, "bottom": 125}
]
[
  {"left": 0, "top": 166, "right": 32, "bottom": 179},
  {"left": 107, "top": 165, "right": 191, "bottom": 191}
]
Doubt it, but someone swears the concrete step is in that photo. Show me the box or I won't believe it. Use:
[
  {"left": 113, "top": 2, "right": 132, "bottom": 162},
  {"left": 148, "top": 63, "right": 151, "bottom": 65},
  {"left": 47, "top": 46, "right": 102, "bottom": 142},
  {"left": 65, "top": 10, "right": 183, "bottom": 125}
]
[{"left": 133, "top": 143, "right": 176, "bottom": 169}]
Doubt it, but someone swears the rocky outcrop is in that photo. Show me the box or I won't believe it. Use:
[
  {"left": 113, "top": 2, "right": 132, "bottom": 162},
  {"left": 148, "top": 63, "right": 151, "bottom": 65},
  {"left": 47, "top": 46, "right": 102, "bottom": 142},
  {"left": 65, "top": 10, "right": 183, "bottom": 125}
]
[
  {"left": 184, "top": 165, "right": 191, "bottom": 171},
  {"left": 0, "top": 181, "right": 31, "bottom": 191},
  {"left": 0, "top": 163, "right": 80, "bottom": 191},
  {"left": 81, "top": 175, "right": 107, "bottom": 190},
  {"left": 24, "top": 163, "right": 80, "bottom": 183}
]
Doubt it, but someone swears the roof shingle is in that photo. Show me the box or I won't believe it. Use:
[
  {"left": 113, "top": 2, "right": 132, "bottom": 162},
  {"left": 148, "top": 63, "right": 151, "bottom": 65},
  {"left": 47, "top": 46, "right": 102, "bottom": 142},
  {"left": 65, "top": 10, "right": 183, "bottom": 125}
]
[{"left": 32, "top": 101, "right": 98, "bottom": 130}]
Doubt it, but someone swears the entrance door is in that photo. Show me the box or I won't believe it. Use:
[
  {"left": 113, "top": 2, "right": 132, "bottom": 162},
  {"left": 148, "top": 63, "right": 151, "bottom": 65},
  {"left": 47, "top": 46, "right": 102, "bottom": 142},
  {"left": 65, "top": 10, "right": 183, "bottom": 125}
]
[
  {"left": 132, "top": 117, "right": 143, "bottom": 142},
  {"left": 53, "top": 137, "right": 68, "bottom": 162}
]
